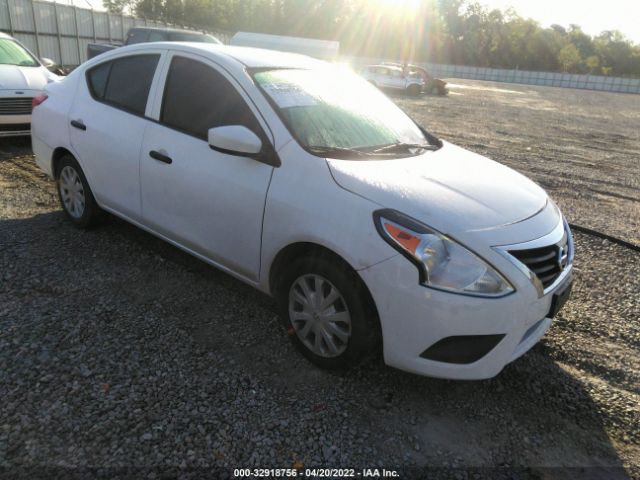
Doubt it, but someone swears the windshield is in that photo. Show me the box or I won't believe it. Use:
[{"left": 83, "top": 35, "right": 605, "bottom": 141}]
[
  {"left": 0, "top": 39, "right": 39, "bottom": 67},
  {"left": 253, "top": 67, "right": 432, "bottom": 158}
]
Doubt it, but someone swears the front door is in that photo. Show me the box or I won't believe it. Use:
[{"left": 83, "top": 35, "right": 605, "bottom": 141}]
[{"left": 140, "top": 53, "right": 275, "bottom": 281}]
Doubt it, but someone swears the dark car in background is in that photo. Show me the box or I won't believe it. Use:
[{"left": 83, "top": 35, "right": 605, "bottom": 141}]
[{"left": 87, "top": 27, "right": 222, "bottom": 60}]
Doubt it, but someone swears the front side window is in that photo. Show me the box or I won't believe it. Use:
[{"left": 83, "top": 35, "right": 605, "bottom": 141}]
[
  {"left": 0, "top": 39, "right": 39, "bottom": 67},
  {"left": 253, "top": 67, "right": 430, "bottom": 158},
  {"left": 160, "top": 56, "right": 260, "bottom": 140},
  {"left": 86, "top": 54, "right": 159, "bottom": 116}
]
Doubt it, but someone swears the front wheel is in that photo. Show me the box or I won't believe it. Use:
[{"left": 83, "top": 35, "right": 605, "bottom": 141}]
[
  {"left": 279, "top": 256, "right": 380, "bottom": 370},
  {"left": 56, "top": 155, "right": 102, "bottom": 228}
]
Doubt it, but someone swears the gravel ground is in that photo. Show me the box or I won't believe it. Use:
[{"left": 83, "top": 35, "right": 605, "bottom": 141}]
[
  {"left": 396, "top": 81, "right": 640, "bottom": 246},
  {"left": 1, "top": 81, "right": 639, "bottom": 479}
]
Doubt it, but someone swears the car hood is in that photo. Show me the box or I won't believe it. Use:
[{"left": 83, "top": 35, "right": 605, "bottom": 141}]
[
  {"left": 327, "top": 141, "right": 548, "bottom": 236},
  {"left": 0, "top": 65, "right": 49, "bottom": 91}
]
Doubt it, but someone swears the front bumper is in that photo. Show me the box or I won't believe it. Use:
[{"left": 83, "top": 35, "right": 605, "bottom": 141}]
[
  {"left": 359, "top": 220, "right": 573, "bottom": 380},
  {"left": 0, "top": 114, "right": 31, "bottom": 137}
]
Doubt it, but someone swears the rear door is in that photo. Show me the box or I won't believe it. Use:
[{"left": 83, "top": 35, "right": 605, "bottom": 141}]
[
  {"left": 139, "top": 52, "right": 275, "bottom": 281},
  {"left": 377, "top": 67, "right": 393, "bottom": 87},
  {"left": 68, "top": 51, "right": 165, "bottom": 221}
]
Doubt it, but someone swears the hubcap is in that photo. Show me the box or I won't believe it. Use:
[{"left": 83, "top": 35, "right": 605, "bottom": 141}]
[
  {"left": 288, "top": 274, "right": 351, "bottom": 358},
  {"left": 59, "top": 165, "right": 85, "bottom": 219}
]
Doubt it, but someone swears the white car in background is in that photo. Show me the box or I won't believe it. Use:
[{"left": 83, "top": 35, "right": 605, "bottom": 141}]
[
  {"left": 31, "top": 43, "right": 574, "bottom": 380},
  {"left": 361, "top": 64, "right": 425, "bottom": 95},
  {"left": 0, "top": 32, "right": 60, "bottom": 137}
]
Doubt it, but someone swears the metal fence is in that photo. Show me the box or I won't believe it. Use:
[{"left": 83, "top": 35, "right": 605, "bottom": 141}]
[
  {"left": 346, "top": 56, "right": 640, "bottom": 95},
  {"left": 0, "top": 0, "right": 230, "bottom": 67}
]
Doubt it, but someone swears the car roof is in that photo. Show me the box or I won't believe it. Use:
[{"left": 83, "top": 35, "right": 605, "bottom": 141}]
[{"left": 93, "top": 42, "right": 326, "bottom": 70}]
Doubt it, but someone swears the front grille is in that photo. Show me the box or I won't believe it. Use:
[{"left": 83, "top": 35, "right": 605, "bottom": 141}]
[
  {"left": 509, "top": 233, "right": 569, "bottom": 289},
  {"left": 0, "top": 98, "right": 33, "bottom": 115}
]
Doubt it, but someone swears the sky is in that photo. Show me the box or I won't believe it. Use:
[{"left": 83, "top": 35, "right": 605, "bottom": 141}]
[
  {"left": 66, "top": 0, "right": 640, "bottom": 45},
  {"left": 480, "top": 0, "right": 640, "bottom": 44}
]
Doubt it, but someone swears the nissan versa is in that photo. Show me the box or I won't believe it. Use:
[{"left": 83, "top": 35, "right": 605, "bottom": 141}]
[{"left": 31, "top": 43, "right": 574, "bottom": 379}]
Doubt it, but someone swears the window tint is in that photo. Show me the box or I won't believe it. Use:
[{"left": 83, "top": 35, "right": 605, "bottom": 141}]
[
  {"left": 100, "top": 54, "right": 159, "bottom": 115},
  {"left": 86, "top": 61, "right": 111, "bottom": 99},
  {"left": 161, "top": 56, "right": 260, "bottom": 140}
]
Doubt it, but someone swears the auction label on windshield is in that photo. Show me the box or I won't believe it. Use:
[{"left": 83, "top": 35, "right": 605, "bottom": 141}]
[
  {"left": 260, "top": 83, "right": 318, "bottom": 108},
  {"left": 233, "top": 468, "right": 399, "bottom": 478}
]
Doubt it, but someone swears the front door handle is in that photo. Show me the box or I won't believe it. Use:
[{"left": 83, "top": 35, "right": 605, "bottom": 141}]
[
  {"left": 149, "top": 150, "right": 172, "bottom": 164},
  {"left": 70, "top": 120, "right": 86, "bottom": 131}
]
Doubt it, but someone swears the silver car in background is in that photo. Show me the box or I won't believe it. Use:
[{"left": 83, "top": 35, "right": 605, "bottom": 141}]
[{"left": 360, "top": 64, "right": 425, "bottom": 96}]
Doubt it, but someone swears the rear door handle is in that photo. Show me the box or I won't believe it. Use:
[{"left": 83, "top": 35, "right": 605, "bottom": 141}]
[
  {"left": 149, "top": 150, "right": 172, "bottom": 164},
  {"left": 70, "top": 120, "right": 86, "bottom": 131}
]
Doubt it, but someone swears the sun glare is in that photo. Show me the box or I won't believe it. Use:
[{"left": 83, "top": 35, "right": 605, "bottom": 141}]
[{"left": 371, "top": 0, "right": 422, "bottom": 17}]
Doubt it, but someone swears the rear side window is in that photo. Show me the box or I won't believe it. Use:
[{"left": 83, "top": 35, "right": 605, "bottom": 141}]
[
  {"left": 160, "top": 56, "right": 261, "bottom": 140},
  {"left": 86, "top": 54, "right": 159, "bottom": 116},
  {"left": 86, "top": 61, "right": 110, "bottom": 99}
]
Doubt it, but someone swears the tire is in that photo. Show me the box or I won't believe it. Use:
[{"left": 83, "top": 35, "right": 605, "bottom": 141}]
[
  {"left": 278, "top": 256, "right": 380, "bottom": 370},
  {"left": 407, "top": 84, "right": 421, "bottom": 96},
  {"left": 55, "top": 154, "right": 102, "bottom": 228}
]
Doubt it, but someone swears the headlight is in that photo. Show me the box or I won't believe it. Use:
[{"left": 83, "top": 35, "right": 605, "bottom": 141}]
[{"left": 374, "top": 210, "right": 514, "bottom": 297}]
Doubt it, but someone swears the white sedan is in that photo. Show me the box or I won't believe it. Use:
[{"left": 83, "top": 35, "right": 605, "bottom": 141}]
[
  {"left": 0, "top": 32, "right": 59, "bottom": 137},
  {"left": 31, "top": 43, "right": 573, "bottom": 379}
]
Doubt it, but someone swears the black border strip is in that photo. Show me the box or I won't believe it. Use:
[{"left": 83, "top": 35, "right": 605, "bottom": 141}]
[{"left": 569, "top": 223, "right": 640, "bottom": 252}]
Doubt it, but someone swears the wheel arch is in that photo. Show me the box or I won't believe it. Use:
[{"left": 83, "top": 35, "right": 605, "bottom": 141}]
[
  {"left": 51, "top": 147, "right": 75, "bottom": 178},
  {"left": 268, "top": 241, "right": 383, "bottom": 353}
]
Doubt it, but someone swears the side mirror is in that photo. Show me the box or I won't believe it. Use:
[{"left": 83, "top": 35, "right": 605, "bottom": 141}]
[
  {"left": 40, "top": 57, "right": 56, "bottom": 69},
  {"left": 208, "top": 125, "right": 262, "bottom": 157}
]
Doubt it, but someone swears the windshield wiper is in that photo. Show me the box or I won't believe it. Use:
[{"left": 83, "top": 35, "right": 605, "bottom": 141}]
[
  {"left": 307, "top": 145, "right": 369, "bottom": 158},
  {"left": 369, "top": 142, "right": 439, "bottom": 154}
]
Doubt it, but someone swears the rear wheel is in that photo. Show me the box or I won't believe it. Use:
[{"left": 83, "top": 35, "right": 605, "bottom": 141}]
[
  {"left": 407, "top": 84, "right": 421, "bottom": 96},
  {"left": 56, "top": 155, "right": 102, "bottom": 228},
  {"left": 278, "top": 256, "right": 380, "bottom": 370}
]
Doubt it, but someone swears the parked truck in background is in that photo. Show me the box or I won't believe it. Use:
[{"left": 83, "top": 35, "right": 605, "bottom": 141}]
[{"left": 87, "top": 27, "right": 222, "bottom": 60}]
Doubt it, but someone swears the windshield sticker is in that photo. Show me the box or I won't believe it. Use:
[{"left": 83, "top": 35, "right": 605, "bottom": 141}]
[{"left": 261, "top": 83, "right": 318, "bottom": 108}]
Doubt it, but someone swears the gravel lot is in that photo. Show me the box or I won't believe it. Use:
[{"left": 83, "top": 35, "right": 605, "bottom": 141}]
[
  {"left": 1, "top": 80, "right": 639, "bottom": 479},
  {"left": 396, "top": 81, "right": 640, "bottom": 245}
]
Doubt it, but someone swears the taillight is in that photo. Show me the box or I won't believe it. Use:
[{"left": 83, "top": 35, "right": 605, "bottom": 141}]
[{"left": 32, "top": 94, "right": 48, "bottom": 108}]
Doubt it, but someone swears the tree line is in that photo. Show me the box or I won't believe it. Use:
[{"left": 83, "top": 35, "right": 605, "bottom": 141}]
[{"left": 103, "top": 0, "right": 640, "bottom": 76}]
